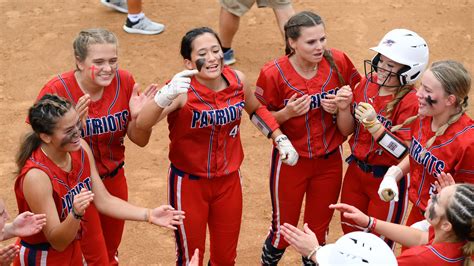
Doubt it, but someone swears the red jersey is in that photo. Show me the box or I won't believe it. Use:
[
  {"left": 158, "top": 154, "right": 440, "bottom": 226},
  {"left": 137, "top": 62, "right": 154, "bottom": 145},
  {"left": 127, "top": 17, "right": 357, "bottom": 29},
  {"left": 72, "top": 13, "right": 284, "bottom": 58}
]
[
  {"left": 255, "top": 49, "right": 361, "bottom": 158},
  {"left": 397, "top": 226, "right": 466, "bottom": 265},
  {"left": 167, "top": 66, "right": 245, "bottom": 178},
  {"left": 15, "top": 147, "right": 92, "bottom": 257},
  {"left": 349, "top": 77, "right": 418, "bottom": 165},
  {"left": 409, "top": 114, "right": 474, "bottom": 210},
  {"left": 36, "top": 70, "right": 135, "bottom": 176}
]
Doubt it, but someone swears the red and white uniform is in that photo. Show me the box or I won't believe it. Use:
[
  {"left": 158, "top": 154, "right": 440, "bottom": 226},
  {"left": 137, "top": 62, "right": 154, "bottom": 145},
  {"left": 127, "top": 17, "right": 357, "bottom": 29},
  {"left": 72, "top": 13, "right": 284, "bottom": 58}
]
[
  {"left": 168, "top": 66, "right": 245, "bottom": 265},
  {"left": 397, "top": 226, "right": 467, "bottom": 265},
  {"left": 36, "top": 69, "right": 135, "bottom": 264},
  {"left": 340, "top": 77, "right": 417, "bottom": 247},
  {"left": 14, "top": 148, "right": 93, "bottom": 266},
  {"left": 406, "top": 114, "right": 474, "bottom": 226},
  {"left": 255, "top": 50, "right": 360, "bottom": 248}
]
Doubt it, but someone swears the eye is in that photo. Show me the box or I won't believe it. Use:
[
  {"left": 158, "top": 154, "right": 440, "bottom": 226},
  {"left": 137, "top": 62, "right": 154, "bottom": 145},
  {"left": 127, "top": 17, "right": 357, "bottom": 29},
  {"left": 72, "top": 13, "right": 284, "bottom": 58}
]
[
  {"left": 320, "top": 37, "right": 326, "bottom": 42},
  {"left": 307, "top": 40, "right": 316, "bottom": 45}
]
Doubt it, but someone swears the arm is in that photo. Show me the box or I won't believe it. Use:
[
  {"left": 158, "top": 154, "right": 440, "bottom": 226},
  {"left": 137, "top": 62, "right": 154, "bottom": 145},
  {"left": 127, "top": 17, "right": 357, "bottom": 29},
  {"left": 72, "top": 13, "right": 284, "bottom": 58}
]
[
  {"left": 22, "top": 169, "right": 93, "bottom": 251},
  {"left": 82, "top": 140, "right": 184, "bottom": 228},
  {"left": 330, "top": 203, "right": 429, "bottom": 247},
  {"left": 126, "top": 83, "right": 158, "bottom": 147},
  {"left": 335, "top": 85, "right": 354, "bottom": 136},
  {"left": 271, "top": 94, "right": 311, "bottom": 124},
  {"left": 1, "top": 212, "right": 46, "bottom": 240}
]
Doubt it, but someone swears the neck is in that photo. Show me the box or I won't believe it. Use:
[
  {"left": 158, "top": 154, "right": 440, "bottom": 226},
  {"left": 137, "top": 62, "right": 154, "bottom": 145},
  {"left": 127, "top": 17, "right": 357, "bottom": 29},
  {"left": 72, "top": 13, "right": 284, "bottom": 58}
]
[
  {"left": 290, "top": 55, "right": 318, "bottom": 73},
  {"left": 196, "top": 75, "right": 227, "bottom": 92},
  {"left": 378, "top": 85, "right": 399, "bottom": 96},
  {"left": 40, "top": 144, "right": 71, "bottom": 170},
  {"left": 431, "top": 106, "right": 460, "bottom": 132},
  {"left": 433, "top": 227, "right": 460, "bottom": 244},
  {"left": 75, "top": 70, "right": 104, "bottom": 99}
]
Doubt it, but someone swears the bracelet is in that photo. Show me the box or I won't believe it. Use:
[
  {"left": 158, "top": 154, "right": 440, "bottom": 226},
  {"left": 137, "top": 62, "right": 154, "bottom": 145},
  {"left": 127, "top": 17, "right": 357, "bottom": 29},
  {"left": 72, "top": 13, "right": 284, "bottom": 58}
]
[
  {"left": 369, "top": 217, "right": 377, "bottom": 232},
  {"left": 71, "top": 208, "right": 83, "bottom": 220},
  {"left": 365, "top": 217, "right": 372, "bottom": 229},
  {"left": 307, "top": 245, "right": 321, "bottom": 260}
]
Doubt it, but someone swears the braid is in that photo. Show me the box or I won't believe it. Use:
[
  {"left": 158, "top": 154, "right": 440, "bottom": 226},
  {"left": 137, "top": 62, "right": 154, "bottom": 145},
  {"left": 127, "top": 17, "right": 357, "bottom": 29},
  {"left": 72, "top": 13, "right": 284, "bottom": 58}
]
[
  {"left": 446, "top": 184, "right": 474, "bottom": 265},
  {"left": 284, "top": 11, "right": 325, "bottom": 56},
  {"left": 323, "top": 50, "right": 345, "bottom": 87},
  {"left": 390, "top": 114, "right": 419, "bottom": 133},
  {"left": 385, "top": 85, "right": 412, "bottom": 118}
]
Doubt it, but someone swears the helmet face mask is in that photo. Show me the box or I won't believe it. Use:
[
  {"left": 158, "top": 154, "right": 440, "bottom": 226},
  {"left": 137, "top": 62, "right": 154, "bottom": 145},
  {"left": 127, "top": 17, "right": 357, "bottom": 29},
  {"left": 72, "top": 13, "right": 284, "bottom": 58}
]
[
  {"left": 364, "top": 57, "right": 405, "bottom": 88},
  {"left": 368, "top": 29, "right": 429, "bottom": 86}
]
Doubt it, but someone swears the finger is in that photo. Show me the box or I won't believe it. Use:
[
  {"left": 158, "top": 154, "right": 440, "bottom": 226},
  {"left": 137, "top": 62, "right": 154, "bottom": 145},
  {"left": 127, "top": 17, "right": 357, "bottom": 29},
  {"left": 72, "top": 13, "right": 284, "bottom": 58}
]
[
  {"left": 132, "top": 83, "right": 140, "bottom": 96},
  {"left": 288, "top": 93, "right": 298, "bottom": 102},
  {"left": 325, "top": 94, "right": 336, "bottom": 99},
  {"left": 177, "top": 69, "right": 199, "bottom": 78}
]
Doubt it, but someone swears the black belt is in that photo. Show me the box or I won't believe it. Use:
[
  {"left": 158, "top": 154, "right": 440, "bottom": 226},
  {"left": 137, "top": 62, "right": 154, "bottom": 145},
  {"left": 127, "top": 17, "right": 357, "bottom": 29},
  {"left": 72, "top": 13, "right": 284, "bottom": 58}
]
[
  {"left": 346, "top": 155, "right": 389, "bottom": 178},
  {"left": 20, "top": 240, "right": 50, "bottom": 251},
  {"left": 101, "top": 162, "right": 125, "bottom": 179},
  {"left": 170, "top": 164, "right": 201, "bottom": 180}
]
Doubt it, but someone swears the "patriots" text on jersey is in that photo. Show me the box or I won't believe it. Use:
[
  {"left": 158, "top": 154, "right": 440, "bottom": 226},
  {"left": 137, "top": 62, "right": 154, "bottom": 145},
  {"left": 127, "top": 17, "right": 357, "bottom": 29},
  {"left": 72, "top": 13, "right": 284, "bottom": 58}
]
[{"left": 191, "top": 101, "right": 245, "bottom": 128}]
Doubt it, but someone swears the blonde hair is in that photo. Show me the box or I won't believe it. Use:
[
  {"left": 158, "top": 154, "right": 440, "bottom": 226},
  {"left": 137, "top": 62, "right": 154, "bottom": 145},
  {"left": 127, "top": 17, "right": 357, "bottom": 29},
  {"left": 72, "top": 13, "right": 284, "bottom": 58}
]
[
  {"left": 385, "top": 85, "right": 413, "bottom": 119},
  {"left": 391, "top": 61, "right": 471, "bottom": 151},
  {"left": 73, "top": 28, "right": 118, "bottom": 62}
]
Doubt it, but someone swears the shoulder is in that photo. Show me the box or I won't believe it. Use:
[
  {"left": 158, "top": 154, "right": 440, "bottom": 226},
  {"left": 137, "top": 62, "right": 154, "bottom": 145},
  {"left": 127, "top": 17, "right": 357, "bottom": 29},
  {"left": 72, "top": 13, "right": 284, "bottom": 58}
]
[
  {"left": 397, "top": 246, "right": 435, "bottom": 266},
  {"left": 260, "top": 56, "right": 288, "bottom": 76},
  {"left": 42, "top": 71, "right": 75, "bottom": 91},
  {"left": 22, "top": 168, "right": 53, "bottom": 193},
  {"left": 327, "top": 48, "right": 353, "bottom": 62}
]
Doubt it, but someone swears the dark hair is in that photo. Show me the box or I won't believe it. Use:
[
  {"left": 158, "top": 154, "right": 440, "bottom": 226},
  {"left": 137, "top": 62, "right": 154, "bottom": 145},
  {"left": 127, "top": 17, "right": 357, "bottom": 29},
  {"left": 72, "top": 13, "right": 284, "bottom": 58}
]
[
  {"left": 16, "top": 94, "right": 73, "bottom": 172},
  {"left": 180, "top": 27, "right": 222, "bottom": 60},
  {"left": 284, "top": 11, "right": 345, "bottom": 86},
  {"left": 446, "top": 184, "right": 474, "bottom": 265}
]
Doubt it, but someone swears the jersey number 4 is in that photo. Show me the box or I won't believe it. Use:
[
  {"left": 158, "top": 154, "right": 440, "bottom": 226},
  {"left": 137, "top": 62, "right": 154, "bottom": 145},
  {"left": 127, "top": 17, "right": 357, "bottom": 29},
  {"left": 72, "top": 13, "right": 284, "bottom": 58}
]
[{"left": 229, "top": 125, "right": 239, "bottom": 138}]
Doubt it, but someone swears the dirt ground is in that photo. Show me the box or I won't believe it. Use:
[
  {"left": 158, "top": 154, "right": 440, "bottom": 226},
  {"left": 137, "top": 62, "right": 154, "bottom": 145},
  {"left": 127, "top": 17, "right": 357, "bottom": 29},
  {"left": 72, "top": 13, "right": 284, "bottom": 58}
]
[{"left": 0, "top": 0, "right": 472, "bottom": 265}]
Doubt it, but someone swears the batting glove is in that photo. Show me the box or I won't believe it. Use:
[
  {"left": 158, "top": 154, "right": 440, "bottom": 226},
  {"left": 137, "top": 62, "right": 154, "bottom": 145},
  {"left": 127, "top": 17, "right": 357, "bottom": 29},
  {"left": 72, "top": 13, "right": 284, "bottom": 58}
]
[
  {"left": 275, "top": 134, "right": 299, "bottom": 166},
  {"left": 355, "top": 102, "right": 377, "bottom": 123},
  {"left": 378, "top": 165, "right": 403, "bottom": 202},
  {"left": 154, "top": 69, "right": 199, "bottom": 108}
]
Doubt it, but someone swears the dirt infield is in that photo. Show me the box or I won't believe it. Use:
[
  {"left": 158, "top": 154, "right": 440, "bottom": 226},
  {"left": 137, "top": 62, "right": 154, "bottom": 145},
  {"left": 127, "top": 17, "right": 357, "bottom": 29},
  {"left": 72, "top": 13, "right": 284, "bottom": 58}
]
[{"left": 0, "top": 0, "right": 472, "bottom": 264}]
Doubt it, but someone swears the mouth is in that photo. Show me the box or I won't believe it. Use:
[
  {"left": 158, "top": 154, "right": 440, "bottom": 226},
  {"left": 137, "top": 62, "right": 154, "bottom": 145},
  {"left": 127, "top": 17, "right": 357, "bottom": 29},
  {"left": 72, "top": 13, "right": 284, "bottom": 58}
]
[{"left": 205, "top": 63, "right": 220, "bottom": 71}]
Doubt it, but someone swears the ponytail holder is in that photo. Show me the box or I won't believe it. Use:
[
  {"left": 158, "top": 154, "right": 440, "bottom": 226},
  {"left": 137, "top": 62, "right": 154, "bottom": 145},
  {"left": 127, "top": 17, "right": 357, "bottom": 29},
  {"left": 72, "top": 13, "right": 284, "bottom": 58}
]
[{"left": 464, "top": 96, "right": 469, "bottom": 102}]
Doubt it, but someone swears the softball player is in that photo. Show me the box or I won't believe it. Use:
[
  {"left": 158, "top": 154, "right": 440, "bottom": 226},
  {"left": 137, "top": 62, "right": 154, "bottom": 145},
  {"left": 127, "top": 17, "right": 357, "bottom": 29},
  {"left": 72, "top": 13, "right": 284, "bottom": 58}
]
[
  {"left": 14, "top": 94, "right": 184, "bottom": 265},
  {"left": 136, "top": 27, "right": 298, "bottom": 266},
  {"left": 335, "top": 29, "right": 429, "bottom": 247},
  {"left": 34, "top": 29, "right": 156, "bottom": 265},
  {"left": 253, "top": 11, "right": 361, "bottom": 265},
  {"left": 280, "top": 182, "right": 473, "bottom": 265},
  {"left": 378, "top": 60, "right": 474, "bottom": 227}
]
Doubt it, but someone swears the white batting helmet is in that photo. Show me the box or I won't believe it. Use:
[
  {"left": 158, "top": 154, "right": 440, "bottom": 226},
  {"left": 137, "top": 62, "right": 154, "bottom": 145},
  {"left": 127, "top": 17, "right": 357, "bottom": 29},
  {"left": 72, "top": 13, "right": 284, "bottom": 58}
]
[
  {"left": 371, "top": 28, "right": 429, "bottom": 85},
  {"left": 316, "top": 231, "right": 397, "bottom": 266}
]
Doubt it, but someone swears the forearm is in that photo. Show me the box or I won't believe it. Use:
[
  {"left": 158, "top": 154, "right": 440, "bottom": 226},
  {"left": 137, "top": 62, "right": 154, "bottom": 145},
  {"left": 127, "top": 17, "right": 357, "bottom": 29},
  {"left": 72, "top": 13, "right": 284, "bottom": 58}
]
[
  {"left": 45, "top": 215, "right": 81, "bottom": 251},
  {"left": 127, "top": 120, "right": 152, "bottom": 147},
  {"left": 373, "top": 219, "right": 428, "bottom": 247},
  {"left": 95, "top": 194, "right": 147, "bottom": 222},
  {"left": 397, "top": 156, "right": 410, "bottom": 179},
  {"left": 336, "top": 108, "right": 354, "bottom": 136},
  {"left": 2, "top": 224, "right": 16, "bottom": 240},
  {"left": 271, "top": 109, "right": 291, "bottom": 124},
  {"left": 135, "top": 101, "right": 164, "bottom": 130}
]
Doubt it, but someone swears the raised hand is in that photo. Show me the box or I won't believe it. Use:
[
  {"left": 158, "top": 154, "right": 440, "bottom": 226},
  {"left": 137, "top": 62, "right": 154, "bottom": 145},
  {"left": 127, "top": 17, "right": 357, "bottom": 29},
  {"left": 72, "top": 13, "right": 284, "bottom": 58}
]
[
  {"left": 275, "top": 134, "right": 299, "bottom": 166},
  {"left": 129, "top": 83, "right": 159, "bottom": 120},
  {"left": 329, "top": 203, "right": 370, "bottom": 229},
  {"left": 335, "top": 85, "right": 353, "bottom": 111},
  {"left": 10, "top": 212, "right": 46, "bottom": 237},
  {"left": 154, "top": 69, "right": 199, "bottom": 108},
  {"left": 72, "top": 188, "right": 94, "bottom": 217},
  {"left": 76, "top": 94, "right": 91, "bottom": 127},
  {"left": 281, "top": 223, "right": 318, "bottom": 259},
  {"left": 321, "top": 94, "right": 337, "bottom": 114},
  {"left": 355, "top": 102, "right": 377, "bottom": 123},
  {"left": 149, "top": 205, "right": 185, "bottom": 230},
  {"left": 283, "top": 94, "right": 311, "bottom": 119},
  {"left": 378, "top": 165, "right": 403, "bottom": 202},
  {"left": 0, "top": 244, "right": 19, "bottom": 266},
  {"left": 434, "top": 172, "right": 455, "bottom": 194}
]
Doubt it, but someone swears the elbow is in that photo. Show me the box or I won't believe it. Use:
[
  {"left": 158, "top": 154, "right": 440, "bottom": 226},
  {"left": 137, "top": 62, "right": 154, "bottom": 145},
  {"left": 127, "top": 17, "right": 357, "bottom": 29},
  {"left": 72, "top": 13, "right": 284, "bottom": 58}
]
[{"left": 50, "top": 240, "right": 70, "bottom": 252}]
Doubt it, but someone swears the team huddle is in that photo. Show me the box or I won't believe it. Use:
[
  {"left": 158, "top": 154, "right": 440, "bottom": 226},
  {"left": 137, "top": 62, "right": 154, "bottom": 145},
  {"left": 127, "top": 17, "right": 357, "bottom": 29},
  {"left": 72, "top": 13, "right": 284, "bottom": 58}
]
[{"left": 0, "top": 4, "right": 472, "bottom": 266}]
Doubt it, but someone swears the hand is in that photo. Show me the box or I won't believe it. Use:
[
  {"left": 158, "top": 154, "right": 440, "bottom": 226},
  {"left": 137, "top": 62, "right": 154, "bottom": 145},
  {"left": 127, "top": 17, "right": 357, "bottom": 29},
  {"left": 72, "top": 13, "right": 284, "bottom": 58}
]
[
  {"left": 189, "top": 249, "right": 199, "bottom": 266},
  {"left": 129, "top": 83, "right": 159, "bottom": 120},
  {"left": 434, "top": 172, "right": 455, "bottom": 194},
  {"left": 76, "top": 94, "right": 91, "bottom": 128},
  {"left": 275, "top": 134, "right": 299, "bottom": 166},
  {"left": 283, "top": 94, "right": 311, "bottom": 119},
  {"left": 335, "top": 85, "right": 353, "bottom": 111},
  {"left": 154, "top": 69, "right": 199, "bottom": 108},
  {"left": 72, "top": 188, "right": 94, "bottom": 217},
  {"left": 355, "top": 102, "right": 377, "bottom": 123},
  {"left": 0, "top": 244, "right": 19, "bottom": 266},
  {"left": 378, "top": 166, "right": 402, "bottom": 202},
  {"left": 149, "top": 205, "right": 185, "bottom": 230},
  {"left": 280, "top": 223, "right": 318, "bottom": 259},
  {"left": 9, "top": 212, "right": 46, "bottom": 237},
  {"left": 329, "top": 203, "right": 370, "bottom": 229},
  {"left": 321, "top": 94, "right": 337, "bottom": 114}
]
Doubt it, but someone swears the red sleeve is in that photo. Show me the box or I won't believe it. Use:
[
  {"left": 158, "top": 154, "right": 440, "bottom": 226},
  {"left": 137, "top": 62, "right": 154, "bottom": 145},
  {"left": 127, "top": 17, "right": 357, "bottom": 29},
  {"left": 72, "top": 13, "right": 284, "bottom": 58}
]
[
  {"left": 453, "top": 142, "right": 474, "bottom": 183},
  {"left": 397, "top": 227, "right": 434, "bottom": 266},
  {"left": 336, "top": 50, "right": 361, "bottom": 88},
  {"left": 119, "top": 70, "right": 136, "bottom": 101},
  {"left": 255, "top": 62, "right": 281, "bottom": 111},
  {"left": 392, "top": 90, "right": 418, "bottom": 141}
]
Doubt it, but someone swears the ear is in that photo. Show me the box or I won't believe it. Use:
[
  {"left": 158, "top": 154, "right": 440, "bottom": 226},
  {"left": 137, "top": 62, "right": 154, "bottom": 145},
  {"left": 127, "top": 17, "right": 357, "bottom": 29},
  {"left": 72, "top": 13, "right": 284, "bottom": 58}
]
[
  {"left": 446, "top": 94, "right": 457, "bottom": 107},
  {"left": 184, "top": 59, "right": 194, "bottom": 70},
  {"left": 39, "top": 133, "right": 51, "bottom": 144},
  {"left": 75, "top": 56, "right": 85, "bottom": 71},
  {"left": 288, "top": 38, "right": 297, "bottom": 51},
  {"left": 440, "top": 219, "right": 453, "bottom": 233}
]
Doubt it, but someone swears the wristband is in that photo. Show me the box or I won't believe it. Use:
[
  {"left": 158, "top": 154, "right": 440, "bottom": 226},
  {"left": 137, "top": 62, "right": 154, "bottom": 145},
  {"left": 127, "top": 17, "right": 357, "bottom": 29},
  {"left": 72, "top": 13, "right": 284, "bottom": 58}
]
[
  {"left": 307, "top": 245, "right": 321, "bottom": 260},
  {"left": 71, "top": 208, "right": 83, "bottom": 220},
  {"left": 369, "top": 217, "right": 377, "bottom": 232}
]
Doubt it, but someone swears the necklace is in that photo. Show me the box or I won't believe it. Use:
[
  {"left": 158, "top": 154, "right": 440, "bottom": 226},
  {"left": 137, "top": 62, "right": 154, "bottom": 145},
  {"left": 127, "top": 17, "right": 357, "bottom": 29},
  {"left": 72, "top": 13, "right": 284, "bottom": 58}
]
[{"left": 41, "top": 146, "right": 71, "bottom": 170}]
